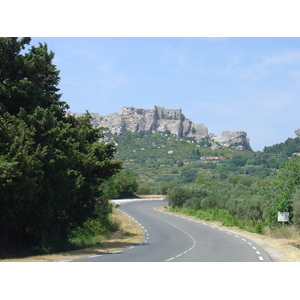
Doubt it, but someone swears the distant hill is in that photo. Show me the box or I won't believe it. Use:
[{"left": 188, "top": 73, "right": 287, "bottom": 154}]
[
  {"left": 68, "top": 108, "right": 300, "bottom": 187},
  {"left": 106, "top": 130, "right": 275, "bottom": 186},
  {"left": 67, "top": 105, "right": 252, "bottom": 151}
]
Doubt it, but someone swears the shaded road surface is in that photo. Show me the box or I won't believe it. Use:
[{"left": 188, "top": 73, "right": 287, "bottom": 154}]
[{"left": 69, "top": 199, "right": 273, "bottom": 262}]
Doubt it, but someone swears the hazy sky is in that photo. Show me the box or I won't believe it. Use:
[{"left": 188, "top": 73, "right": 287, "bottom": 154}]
[{"left": 26, "top": 37, "right": 300, "bottom": 151}]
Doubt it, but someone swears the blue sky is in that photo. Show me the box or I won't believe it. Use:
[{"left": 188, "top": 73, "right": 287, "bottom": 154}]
[{"left": 28, "top": 37, "right": 300, "bottom": 151}]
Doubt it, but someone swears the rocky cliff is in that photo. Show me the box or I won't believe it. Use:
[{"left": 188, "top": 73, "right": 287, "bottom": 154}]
[{"left": 67, "top": 106, "right": 252, "bottom": 150}]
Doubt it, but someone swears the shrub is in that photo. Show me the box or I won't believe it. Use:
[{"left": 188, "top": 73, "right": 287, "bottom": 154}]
[
  {"left": 292, "top": 189, "right": 300, "bottom": 227},
  {"left": 167, "top": 186, "right": 188, "bottom": 208},
  {"left": 156, "top": 182, "right": 177, "bottom": 195},
  {"left": 68, "top": 218, "right": 110, "bottom": 246},
  {"left": 167, "top": 185, "right": 208, "bottom": 208},
  {"left": 137, "top": 183, "right": 151, "bottom": 195}
]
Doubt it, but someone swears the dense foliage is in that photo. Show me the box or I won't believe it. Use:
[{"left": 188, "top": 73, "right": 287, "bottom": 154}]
[
  {"left": 166, "top": 158, "right": 300, "bottom": 232},
  {"left": 0, "top": 38, "right": 122, "bottom": 255},
  {"left": 109, "top": 130, "right": 299, "bottom": 192}
]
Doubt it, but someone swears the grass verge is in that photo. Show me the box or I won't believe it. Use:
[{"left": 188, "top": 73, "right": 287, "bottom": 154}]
[
  {"left": 170, "top": 207, "right": 266, "bottom": 234},
  {"left": 1, "top": 207, "right": 144, "bottom": 262}
]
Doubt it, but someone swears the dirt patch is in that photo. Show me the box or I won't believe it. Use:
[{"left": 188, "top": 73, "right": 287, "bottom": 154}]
[{"left": 156, "top": 206, "right": 300, "bottom": 262}]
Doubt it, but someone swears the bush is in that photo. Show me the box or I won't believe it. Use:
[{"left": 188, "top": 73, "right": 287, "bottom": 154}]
[
  {"left": 137, "top": 183, "right": 151, "bottom": 195},
  {"left": 167, "top": 186, "right": 188, "bottom": 208},
  {"left": 68, "top": 218, "right": 110, "bottom": 246},
  {"left": 167, "top": 185, "right": 208, "bottom": 208},
  {"left": 156, "top": 182, "right": 177, "bottom": 195},
  {"left": 292, "top": 189, "right": 300, "bottom": 227},
  {"left": 184, "top": 197, "right": 203, "bottom": 210}
]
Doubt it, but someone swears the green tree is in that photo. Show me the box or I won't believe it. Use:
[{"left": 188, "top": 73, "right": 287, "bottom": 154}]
[
  {"left": 101, "top": 169, "right": 138, "bottom": 199},
  {"left": 0, "top": 113, "right": 46, "bottom": 248},
  {"left": 0, "top": 38, "right": 122, "bottom": 252},
  {"left": 0, "top": 37, "right": 66, "bottom": 116},
  {"left": 261, "top": 158, "right": 300, "bottom": 224}
]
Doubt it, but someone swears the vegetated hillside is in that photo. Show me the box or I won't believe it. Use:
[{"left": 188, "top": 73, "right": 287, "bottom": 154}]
[
  {"left": 263, "top": 137, "right": 300, "bottom": 157},
  {"left": 105, "top": 129, "right": 297, "bottom": 188}
]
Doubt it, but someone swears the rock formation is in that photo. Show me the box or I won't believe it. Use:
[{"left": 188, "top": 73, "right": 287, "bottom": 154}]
[
  {"left": 67, "top": 106, "right": 252, "bottom": 150},
  {"left": 210, "top": 131, "right": 252, "bottom": 151}
]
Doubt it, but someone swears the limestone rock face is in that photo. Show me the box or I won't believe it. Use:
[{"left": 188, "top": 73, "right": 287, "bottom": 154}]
[
  {"left": 67, "top": 106, "right": 252, "bottom": 150},
  {"left": 295, "top": 129, "right": 300, "bottom": 137},
  {"left": 211, "top": 130, "right": 252, "bottom": 151}
]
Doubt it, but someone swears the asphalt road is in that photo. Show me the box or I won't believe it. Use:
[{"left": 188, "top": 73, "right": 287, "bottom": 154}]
[{"left": 69, "top": 199, "right": 273, "bottom": 262}]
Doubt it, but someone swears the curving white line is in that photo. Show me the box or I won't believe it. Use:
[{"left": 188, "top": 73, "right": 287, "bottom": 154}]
[
  {"left": 152, "top": 209, "right": 196, "bottom": 261},
  {"left": 154, "top": 207, "right": 268, "bottom": 262}
]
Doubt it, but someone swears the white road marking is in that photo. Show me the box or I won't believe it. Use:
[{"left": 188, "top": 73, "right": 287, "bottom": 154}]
[
  {"left": 89, "top": 255, "right": 102, "bottom": 258},
  {"left": 259, "top": 256, "right": 264, "bottom": 261},
  {"left": 152, "top": 209, "right": 196, "bottom": 262},
  {"left": 166, "top": 257, "right": 175, "bottom": 261}
]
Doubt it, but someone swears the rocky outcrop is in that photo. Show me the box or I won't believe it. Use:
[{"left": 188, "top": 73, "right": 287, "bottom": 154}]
[
  {"left": 67, "top": 106, "right": 252, "bottom": 150},
  {"left": 295, "top": 129, "right": 300, "bottom": 137},
  {"left": 210, "top": 130, "right": 252, "bottom": 151}
]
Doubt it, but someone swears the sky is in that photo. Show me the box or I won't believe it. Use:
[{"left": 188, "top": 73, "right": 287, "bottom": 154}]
[{"left": 26, "top": 37, "right": 300, "bottom": 151}]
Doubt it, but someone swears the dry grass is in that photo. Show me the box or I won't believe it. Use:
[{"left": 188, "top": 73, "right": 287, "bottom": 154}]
[
  {"left": 137, "top": 195, "right": 165, "bottom": 199},
  {"left": 1, "top": 207, "right": 144, "bottom": 262}
]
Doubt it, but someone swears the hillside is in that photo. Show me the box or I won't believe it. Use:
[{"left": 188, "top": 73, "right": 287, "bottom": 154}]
[
  {"left": 68, "top": 109, "right": 300, "bottom": 189},
  {"left": 105, "top": 130, "right": 279, "bottom": 189}
]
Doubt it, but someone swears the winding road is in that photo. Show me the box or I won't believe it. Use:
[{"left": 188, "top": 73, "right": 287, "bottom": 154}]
[{"left": 70, "top": 199, "right": 273, "bottom": 262}]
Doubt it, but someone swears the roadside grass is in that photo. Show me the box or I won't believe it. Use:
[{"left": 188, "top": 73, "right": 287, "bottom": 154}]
[
  {"left": 1, "top": 206, "right": 144, "bottom": 262},
  {"left": 169, "top": 207, "right": 266, "bottom": 234}
]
